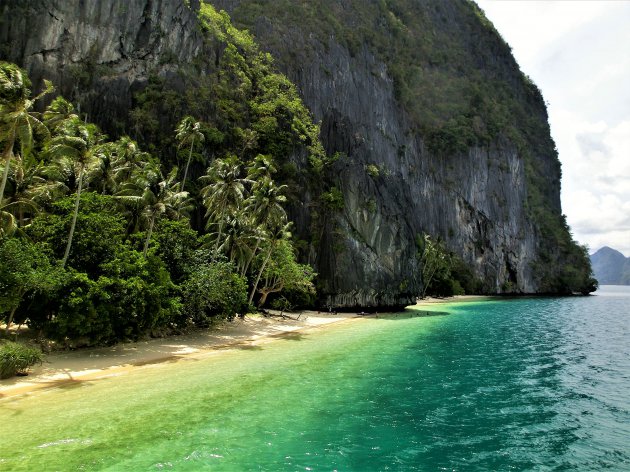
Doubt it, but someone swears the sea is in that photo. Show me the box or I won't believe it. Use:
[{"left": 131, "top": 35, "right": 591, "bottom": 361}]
[{"left": 0, "top": 285, "right": 629, "bottom": 471}]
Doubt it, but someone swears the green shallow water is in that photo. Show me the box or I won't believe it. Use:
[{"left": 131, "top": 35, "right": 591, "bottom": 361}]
[{"left": 1, "top": 286, "right": 630, "bottom": 471}]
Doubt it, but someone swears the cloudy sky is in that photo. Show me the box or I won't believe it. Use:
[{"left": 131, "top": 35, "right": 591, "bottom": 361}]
[{"left": 475, "top": 0, "right": 630, "bottom": 257}]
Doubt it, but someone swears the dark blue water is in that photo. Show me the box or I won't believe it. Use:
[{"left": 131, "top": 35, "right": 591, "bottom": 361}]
[{"left": 1, "top": 286, "right": 629, "bottom": 470}]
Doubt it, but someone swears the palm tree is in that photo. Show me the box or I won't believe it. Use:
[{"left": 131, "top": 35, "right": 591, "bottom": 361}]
[
  {"left": 0, "top": 153, "right": 65, "bottom": 227},
  {"left": 0, "top": 208, "right": 16, "bottom": 237},
  {"left": 245, "top": 153, "right": 276, "bottom": 182},
  {"left": 225, "top": 212, "right": 268, "bottom": 277},
  {"left": 46, "top": 119, "right": 103, "bottom": 267},
  {"left": 238, "top": 223, "right": 267, "bottom": 277},
  {"left": 200, "top": 155, "right": 251, "bottom": 255},
  {"left": 214, "top": 209, "right": 255, "bottom": 267},
  {"left": 86, "top": 138, "right": 146, "bottom": 195},
  {"left": 247, "top": 176, "right": 288, "bottom": 226},
  {"left": 236, "top": 176, "right": 288, "bottom": 278},
  {"left": 0, "top": 62, "right": 53, "bottom": 206},
  {"left": 175, "top": 116, "right": 205, "bottom": 192},
  {"left": 117, "top": 166, "right": 191, "bottom": 256},
  {"left": 43, "top": 96, "right": 78, "bottom": 133},
  {"left": 111, "top": 136, "right": 145, "bottom": 187},
  {"left": 249, "top": 221, "right": 292, "bottom": 305}
]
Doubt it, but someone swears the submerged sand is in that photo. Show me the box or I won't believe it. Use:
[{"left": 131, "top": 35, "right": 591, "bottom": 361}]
[
  {"left": 0, "top": 312, "right": 355, "bottom": 398},
  {"left": 0, "top": 296, "right": 488, "bottom": 399}
]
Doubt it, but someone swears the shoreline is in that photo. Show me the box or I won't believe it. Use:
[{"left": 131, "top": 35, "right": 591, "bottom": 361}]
[
  {"left": 0, "top": 312, "right": 357, "bottom": 399},
  {"left": 0, "top": 296, "right": 487, "bottom": 399}
]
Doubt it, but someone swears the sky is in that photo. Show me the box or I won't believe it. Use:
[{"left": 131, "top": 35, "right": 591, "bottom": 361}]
[{"left": 475, "top": 0, "right": 630, "bottom": 257}]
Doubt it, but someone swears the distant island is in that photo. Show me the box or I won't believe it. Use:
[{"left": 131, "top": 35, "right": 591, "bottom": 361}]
[{"left": 590, "top": 247, "right": 630, "bottom": 285}]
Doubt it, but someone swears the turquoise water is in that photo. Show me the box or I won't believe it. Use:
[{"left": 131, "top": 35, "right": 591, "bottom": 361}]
[{"left": 1, "top": 286, "right": 629, "bottom": 471}]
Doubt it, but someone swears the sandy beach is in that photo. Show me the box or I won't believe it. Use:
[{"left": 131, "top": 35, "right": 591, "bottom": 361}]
[
  {"left": 0, "top": 296, "right": 490, "bottom": 399},
  {"left": 0, "top": 312, "right": 356, "bottom": 399}
]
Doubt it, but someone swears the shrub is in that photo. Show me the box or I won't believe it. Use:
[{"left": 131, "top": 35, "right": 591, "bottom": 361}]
[
  {"left": 39, "top": 251, "right": 181, "bottom": 347},
  {"left": 0, "top": 341, "right": 44, "bottom": 379},
  {"left": 365, "top": 164, "right": 380, "bottom": 177},
  {"left": 321, "top": 187, "right": 344, "bottom": 210},
  {"left": 182, "top": 261, "right": 248, "bottom": 325},
  {"left": 27, "top": 193, "right": 127, "bottom": 277}
]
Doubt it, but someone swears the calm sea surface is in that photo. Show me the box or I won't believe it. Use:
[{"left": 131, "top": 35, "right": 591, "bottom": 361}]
[{"left": 1, "top": 286, "right": 629, "bottom": 471}]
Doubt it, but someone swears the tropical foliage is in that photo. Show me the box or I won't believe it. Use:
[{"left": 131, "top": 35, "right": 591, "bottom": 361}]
[
  {"left": 417, "top": 233, "right": 482, "bottom": 298},
  {"left": 0, "top": 56, "right": 317, "bottom": 347},
  {"left": 0, "top": 341, "right": 43, "bottom": 379}
]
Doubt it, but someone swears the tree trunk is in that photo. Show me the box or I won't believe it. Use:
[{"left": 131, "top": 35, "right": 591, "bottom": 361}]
[
  {"left": 143, "top": 214, "right": 156, "bottom": 257},
  {"left": 181, "top": 137, "right": 195, "bottom": 192},
  {"left": 214, "top": 220, "right": 224, "bottom": 257},
  {"left": 61, "top": 166, "right": 84, "bottom": 268},
  {"left": 421, "top": 262, "right": 439, "bottom": 298},
  {"left": 257, "top": 282, "right": 283, "bottom": 308},
  {"left": 258, "top": 289, "right": 270, "bottom": 308},
  {"left": 5, "top": 305, "right": 19, "bottom": 336},
  {"left": 0, "top": 135, "right": 15, "bottom": 205},
  {"left": 241, "top": 238, "right": 260, "bottom": 277},
  {"left": 249, "top": 243, "right": 274, "bottom": 305},
  {"left": 4, "top": 288, "right": 24, "bottom": 335}
]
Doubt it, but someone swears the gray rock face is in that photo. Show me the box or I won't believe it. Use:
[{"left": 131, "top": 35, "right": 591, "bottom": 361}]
[
  {"left": 0, "top": 0, "right": 576, "bottom": 307},
  {"left": 0, "top": 0, "right": 205, "bottom": 132},
  {"left": 233, "top": 15, "right": 542, "bottom": 306}
]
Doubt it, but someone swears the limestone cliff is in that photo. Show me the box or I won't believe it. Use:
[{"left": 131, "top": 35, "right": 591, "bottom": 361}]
[
  {"left": 0, "top": 0, "right": 594, "bottom": 307},
  {"left": 0, "top": 0, "right": 205, "bottom": 135}
]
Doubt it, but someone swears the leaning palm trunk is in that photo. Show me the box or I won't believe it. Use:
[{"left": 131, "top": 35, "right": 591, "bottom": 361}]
[
  {"left": 143, "top": 214, "right": 156, "bottom": 257},
  {"left": 0, "top": 137, "right": 14, "bottom": 205},
  {"left": 61, "top": 166, "right": 84, "bottom": 268},
  {"left": 181, "top": 136, "right": 195, "bottom": 192},
  {"left": 248, "top": 242, "right": 274, "bottom": 305},
  {"left": 240, "top": 237, "right": 260, "bottom": 277},
  {"left": 421, "top": 264, "right": 439, "bottom": 299},
  {"left": 213, "top": 220, "right": 225, "bottom": 257}
]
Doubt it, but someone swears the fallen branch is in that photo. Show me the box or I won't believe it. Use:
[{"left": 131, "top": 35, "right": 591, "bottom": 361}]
[{"left": 258, "top": 309, "right": 301, "bottom": 321}]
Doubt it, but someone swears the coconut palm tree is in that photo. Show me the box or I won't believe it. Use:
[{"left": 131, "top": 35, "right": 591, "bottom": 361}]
[
  {"left": 43, "top": 96, "right": 78, "bottom": 133},
  {"left": 0, "top": 62, "right": 53, "bottom": 206},
  {"left": 111, "top": 136, "right": 145, "bottom": 186},
  {"left": 246, "top": 176, "right": 288, "bottom": 227},
  {"left": 46, "top": 119, "right": 104, "bottom": 267},
  {"left": 245, "top": 153, "right": 276, "bottom": 182},
  {"left": 248, "top": 221, "right": 292, "bottom": 305},
  {"left": 175, "top": 116, "right": 205, "bottom": 192},
  {"left": 85, "top": 137, "right": 147, "bottom": 195},
  {"left": 221, "top": 210, "right": 268, "bottom": 277},
  {"left": 117, "top": 166, "right": 191, "bottom": 256},
  {"left": 0, "top": 153, "right": 65, "bottom": 227},
  {"left": 234, "top": 176, "right": 287, "bottom": 278},
  {"left": 200, "top": 155, "right": 251, "bottom": 255}
]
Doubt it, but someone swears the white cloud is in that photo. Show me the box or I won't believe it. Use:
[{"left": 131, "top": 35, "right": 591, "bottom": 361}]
[
  {"left": 476, "top": 0, "right": 612, "bottom": 72},
  {"left": 476, "top": 0, "right": 630, "bottom": 256}
]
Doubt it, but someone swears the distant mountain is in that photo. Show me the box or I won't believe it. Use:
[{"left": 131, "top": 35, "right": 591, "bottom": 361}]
[{"left": 590, "top": 247, "right": 630, "bottom": 285}]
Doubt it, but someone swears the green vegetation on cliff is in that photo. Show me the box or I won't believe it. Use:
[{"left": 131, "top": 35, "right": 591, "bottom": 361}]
[
  {"left": 0, "top": 5, "right": 321, "bottom": 348},
  {"left": 128, "top": 3, "right": 325, "bottom": 189},
  {"left": 221, "top": 0, "right": 528, "bottom": 154}
]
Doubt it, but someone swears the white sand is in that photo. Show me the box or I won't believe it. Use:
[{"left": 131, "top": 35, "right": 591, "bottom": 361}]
[
  {"left": 1, "top": 296, "right": 488, "bottom": 399},
  {"left": 0, "top": 312, "right": 355, "bottom": 398}
]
